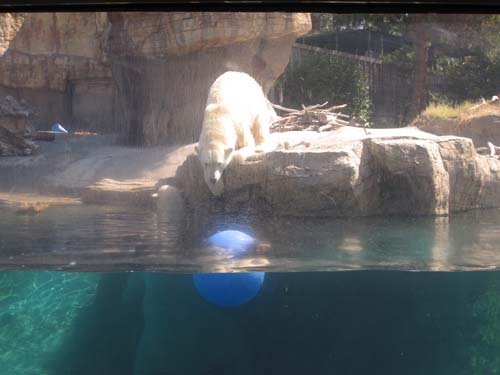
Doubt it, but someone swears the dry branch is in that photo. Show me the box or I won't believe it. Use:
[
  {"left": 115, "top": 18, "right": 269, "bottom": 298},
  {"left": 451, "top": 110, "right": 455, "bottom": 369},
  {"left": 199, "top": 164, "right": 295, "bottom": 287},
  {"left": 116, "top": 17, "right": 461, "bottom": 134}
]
[{"left": 269, "top": 101, "right": 369, "bottom": 133}]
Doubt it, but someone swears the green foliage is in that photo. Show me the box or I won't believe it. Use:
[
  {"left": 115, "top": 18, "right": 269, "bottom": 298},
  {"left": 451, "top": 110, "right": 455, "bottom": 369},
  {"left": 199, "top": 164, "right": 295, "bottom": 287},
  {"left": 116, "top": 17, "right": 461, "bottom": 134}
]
[
  {"left": 275, "top": 53, "right": 373, "bottom": 123},
  {"left": 305, "top": 13, "right": 500, "bottom": 126},
  {"left": 427, "top": 15, "right": 500, "bottom": 104},
  {"left": 430, "top": 55, "right": 500, "bottom": 104},
  {"left": 311, "top": 14, "right": 410, "bottom": 35}
]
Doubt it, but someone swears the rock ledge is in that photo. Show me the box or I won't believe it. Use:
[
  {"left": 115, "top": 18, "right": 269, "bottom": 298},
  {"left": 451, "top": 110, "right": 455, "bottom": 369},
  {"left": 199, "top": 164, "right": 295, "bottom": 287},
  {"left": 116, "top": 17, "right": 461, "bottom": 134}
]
[{"left": 175, "top": 127, "right": 500, "bottom": 217}]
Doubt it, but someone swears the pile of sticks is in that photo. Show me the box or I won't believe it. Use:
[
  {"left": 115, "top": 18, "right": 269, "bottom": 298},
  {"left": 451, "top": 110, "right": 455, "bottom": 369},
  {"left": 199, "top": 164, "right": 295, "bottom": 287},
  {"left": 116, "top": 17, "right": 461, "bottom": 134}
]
[{"left": 269, "top": 101, "right": 369, "bottom": 133}]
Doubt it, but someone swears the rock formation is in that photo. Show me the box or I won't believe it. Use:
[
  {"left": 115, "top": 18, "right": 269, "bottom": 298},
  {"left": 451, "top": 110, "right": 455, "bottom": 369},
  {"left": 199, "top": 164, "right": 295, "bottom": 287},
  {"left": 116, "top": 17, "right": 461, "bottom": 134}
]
[
  {"left": 175, "top": 127, "right": 500, "bottom": 217},
  {"left": 0, "top": 12, "right": 311, "bottom": 145},
  {"left": 413, "top": 114, "right": 500, "bottom": 149},
  {"left": 0, "top": 13, "right": 24, "bottom": 56},
  {"left": 0, "top": 95, "right": 38, "bottom": 156},
  {"left": 108, "top": 12, "right": 311, "bottom": 145}
]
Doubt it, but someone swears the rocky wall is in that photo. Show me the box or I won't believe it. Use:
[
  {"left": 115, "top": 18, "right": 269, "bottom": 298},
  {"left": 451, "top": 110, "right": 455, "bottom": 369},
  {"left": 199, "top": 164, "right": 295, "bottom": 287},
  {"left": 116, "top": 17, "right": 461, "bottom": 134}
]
[{"left": 0, "top": 12, "right": 311, "bottom": 144}]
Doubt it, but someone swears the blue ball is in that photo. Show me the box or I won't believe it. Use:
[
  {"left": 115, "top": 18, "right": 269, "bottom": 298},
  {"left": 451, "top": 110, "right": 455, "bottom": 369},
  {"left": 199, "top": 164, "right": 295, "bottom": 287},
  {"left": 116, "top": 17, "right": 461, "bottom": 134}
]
[
  {"left": 193, "top": 272, "right": 265, "bottom": 308},
  {"left": 194, "top": 230, "right": 264, "bottom": 307},
  {"left": 207, "top": 230, "right": 257, "bottom": 255}
]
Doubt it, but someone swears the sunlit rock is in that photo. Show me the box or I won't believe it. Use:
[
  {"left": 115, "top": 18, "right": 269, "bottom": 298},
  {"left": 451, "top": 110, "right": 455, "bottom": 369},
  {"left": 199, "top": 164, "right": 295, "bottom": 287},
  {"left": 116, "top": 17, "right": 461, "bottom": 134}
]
[
  {"left": 175, "top": 126, "right": 500, "bottom": 217},
  {"left": 0, "top": 13, "right": 24, "bottom": 56},
  {"left": 0, "top": 12, "right": 311, "bottom": 145},
  {"left": 108, "top": 12, "right": 312, "bottom": 145}
]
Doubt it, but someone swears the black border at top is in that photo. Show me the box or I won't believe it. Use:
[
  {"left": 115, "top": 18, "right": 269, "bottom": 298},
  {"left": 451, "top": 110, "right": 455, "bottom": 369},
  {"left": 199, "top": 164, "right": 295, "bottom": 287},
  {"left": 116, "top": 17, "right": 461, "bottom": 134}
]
[{"left": 2, "top": 1, "right": 500, "bottom": 13}]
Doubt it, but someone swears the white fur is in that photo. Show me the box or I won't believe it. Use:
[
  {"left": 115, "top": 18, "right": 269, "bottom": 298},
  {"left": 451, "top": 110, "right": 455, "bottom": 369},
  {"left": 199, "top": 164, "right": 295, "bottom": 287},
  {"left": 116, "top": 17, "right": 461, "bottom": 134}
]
[{"left": 196, "top": 71, "right": 275, "bottom": 196}]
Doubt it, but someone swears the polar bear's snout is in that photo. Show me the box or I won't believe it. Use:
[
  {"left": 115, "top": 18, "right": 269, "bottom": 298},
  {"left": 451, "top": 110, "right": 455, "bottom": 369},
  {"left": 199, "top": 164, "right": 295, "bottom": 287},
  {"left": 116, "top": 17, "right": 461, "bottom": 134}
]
[
  {"left": 196, "top": 144, "right": 234, "bottom": 195},
  {"left": 205, "top": 164, "right": 222, "bottom": 185}
]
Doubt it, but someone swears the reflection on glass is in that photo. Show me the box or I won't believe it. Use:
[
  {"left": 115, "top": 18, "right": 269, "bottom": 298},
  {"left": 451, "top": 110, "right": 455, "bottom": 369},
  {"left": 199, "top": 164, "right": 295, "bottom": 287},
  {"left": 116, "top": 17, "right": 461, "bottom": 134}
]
[{"left": 2, "top": 10, "right": 500, "bottom": 374}]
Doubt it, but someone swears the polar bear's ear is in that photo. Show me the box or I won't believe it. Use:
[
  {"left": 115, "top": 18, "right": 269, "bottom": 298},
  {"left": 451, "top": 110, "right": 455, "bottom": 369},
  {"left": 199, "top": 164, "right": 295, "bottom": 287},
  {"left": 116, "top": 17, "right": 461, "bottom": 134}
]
[
  {"left": 225, "top": 147, "right": 233, "bottom": 159},
  {"left": 195, "top": 144, "right": 200, "bottom": 154}
]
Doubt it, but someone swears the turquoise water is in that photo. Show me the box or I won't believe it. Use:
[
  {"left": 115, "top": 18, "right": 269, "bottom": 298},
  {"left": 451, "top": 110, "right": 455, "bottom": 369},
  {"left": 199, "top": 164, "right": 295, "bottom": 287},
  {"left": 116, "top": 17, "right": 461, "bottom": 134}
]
[{"left": 1, "top": 270, "right": 500, "bottom": 374}]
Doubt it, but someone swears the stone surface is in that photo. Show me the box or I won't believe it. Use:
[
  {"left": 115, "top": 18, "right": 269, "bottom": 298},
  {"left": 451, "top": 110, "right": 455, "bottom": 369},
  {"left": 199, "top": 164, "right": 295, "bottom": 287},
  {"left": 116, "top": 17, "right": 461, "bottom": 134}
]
[
  {"left": 0, "top": 96, "right": 35, "bottom": 136},
  {"left": 0, "top": 12, "right": 113, "bottom": 133},
  {"left": 108, "top": 12, "right": 311, "bottom": 145},
  {"left": 0, "top": 126, "right": 38, "bottom": 156},
  {"left": 0, "top": 133, "right": 193, "bottom": 207},
  {"left": 0, "top": 95, "right": 38, "bottom": 156},
  {"left": 0, "top": 13, "right": 24, "bottom": 56},
  {"left": 106, "top": 12, "right": 311, "bottom": 59},
  {"left": 0, "top": 95, "right": 31, "bottom": 118},
  {"left": 0, "top": 13, "right": 112, "bottom": 91},
  {"left": 0, "top": 12, "right": 311, "bottom": 144},
  {"left": 175, "top": 127, "right": 500, "bottom": 217},
  {"left": 81, "top": 179, "right": 157, "bottom": 207}
]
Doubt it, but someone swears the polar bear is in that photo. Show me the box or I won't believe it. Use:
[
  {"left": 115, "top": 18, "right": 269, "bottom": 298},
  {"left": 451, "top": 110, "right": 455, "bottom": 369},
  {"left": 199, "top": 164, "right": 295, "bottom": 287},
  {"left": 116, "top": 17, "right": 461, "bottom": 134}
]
[{"left": 195, "top": 71, "right": 276, "bottom": 196}]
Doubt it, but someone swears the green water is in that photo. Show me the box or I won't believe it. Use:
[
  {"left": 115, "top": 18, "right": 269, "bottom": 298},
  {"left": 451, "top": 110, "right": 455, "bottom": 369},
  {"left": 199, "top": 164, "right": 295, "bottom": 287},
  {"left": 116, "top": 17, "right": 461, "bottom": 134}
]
[{"left": 1, "top": 270, "right": 500, "bottom": 374}]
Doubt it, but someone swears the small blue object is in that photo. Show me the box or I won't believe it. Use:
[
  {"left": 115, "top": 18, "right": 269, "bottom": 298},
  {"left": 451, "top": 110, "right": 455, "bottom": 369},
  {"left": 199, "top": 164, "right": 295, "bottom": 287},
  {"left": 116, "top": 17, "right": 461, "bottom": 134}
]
[
  {"left": 51, "top": 123, "right": 68, "bottom": 133},
  {"left": 193, "top": 230, "right": 264, "bottom": 307},
  {"left": 193, "top": 272, "right": 265, "bottom": 308},
  {"left": 207, "top": 230, "right": 257, "bottom": 254}
]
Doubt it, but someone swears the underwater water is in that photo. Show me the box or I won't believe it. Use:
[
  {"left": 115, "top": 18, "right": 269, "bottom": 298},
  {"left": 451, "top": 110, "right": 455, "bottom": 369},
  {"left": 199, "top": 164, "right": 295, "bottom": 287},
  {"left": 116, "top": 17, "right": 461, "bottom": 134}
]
[{"left": 1, "top": 270, "right": 500, "bottom": 374}]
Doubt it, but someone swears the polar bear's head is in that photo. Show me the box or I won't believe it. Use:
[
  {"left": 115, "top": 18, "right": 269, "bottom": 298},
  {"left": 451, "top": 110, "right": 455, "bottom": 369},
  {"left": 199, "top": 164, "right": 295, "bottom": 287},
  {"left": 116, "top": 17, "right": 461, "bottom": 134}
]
[{"left": 195, "top": 143, "right": 234, "bottom": 196}]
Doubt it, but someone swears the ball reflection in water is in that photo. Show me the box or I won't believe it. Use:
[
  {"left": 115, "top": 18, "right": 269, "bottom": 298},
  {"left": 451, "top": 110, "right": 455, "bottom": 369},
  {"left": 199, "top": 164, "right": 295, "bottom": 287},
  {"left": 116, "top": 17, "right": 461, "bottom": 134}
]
[{"left": 193, "top": 230, "right": 265, "bottom": 308}]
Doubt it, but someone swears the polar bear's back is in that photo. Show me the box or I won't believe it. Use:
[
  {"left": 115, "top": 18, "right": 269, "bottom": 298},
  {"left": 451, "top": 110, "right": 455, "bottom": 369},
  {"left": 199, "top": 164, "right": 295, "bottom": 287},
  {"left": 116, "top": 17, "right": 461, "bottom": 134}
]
[{"left": 206, "top": 71, "right": 268, "bottom": 115}]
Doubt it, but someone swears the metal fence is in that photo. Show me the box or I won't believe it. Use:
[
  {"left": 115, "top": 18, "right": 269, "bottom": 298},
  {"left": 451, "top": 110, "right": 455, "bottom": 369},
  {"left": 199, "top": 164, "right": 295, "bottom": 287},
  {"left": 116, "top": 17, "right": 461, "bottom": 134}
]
[{"left": 271, "top": 43, "right": 414, "bottom": 127}]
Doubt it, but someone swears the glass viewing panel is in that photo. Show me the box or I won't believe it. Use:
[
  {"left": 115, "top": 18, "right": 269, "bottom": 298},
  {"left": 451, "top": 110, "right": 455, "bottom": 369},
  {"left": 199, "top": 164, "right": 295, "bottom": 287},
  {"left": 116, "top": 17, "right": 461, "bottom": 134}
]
[{"left": 1, "top": 11, "right": 500, "bottom": 375}]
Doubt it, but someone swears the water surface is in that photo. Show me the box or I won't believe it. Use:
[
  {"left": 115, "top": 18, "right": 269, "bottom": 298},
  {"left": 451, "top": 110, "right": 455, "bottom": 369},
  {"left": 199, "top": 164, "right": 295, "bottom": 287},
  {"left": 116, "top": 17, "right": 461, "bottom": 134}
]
[{"left": 1, "top": 204, "right": 500, "bottom": 272}]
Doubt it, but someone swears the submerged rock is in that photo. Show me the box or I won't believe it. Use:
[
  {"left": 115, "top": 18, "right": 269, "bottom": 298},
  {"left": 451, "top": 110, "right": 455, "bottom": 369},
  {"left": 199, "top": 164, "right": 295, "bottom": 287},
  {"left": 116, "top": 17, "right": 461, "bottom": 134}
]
[
  {"left": 14, "top": 202, "right": 49, "bottom": 215},
  {"left": 175, "top": 127, "right": 500, "bottom": 217},
  {"left": 156, "top": 184, "right": 184, "bottom": 217}
]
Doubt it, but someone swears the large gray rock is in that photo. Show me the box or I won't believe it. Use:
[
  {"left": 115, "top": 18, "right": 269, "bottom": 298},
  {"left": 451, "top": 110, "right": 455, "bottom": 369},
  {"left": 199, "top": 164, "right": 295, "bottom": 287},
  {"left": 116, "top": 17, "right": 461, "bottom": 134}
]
[{"left": 175, "top": 127, "right": 500, "bottom": 217}]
